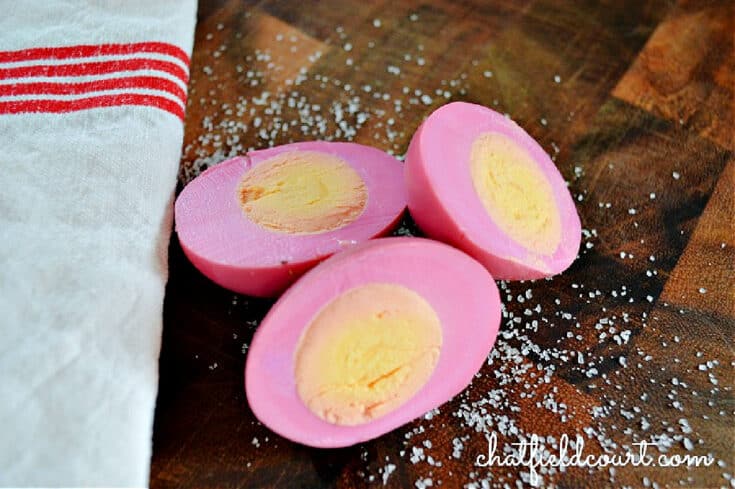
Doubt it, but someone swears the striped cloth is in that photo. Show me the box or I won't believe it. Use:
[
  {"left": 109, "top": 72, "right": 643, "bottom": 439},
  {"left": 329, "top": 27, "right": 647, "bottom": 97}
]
[
  {"left": 0, "top": 1, "right": 196, "bottom": 487},
  {"left": 0, "top": 41, "right": 189, "bottom": 119}
]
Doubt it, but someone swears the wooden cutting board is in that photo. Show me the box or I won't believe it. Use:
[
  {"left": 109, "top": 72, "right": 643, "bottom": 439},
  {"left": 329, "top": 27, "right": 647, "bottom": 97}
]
[{"left": 151, "top": 0, "right": 734, "bottom": 487}]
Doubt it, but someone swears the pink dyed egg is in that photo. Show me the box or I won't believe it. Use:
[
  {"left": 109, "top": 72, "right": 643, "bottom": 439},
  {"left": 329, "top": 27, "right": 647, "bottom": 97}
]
[
  {"left": 245, "top": 237, "right": 501, "bottom": 448},
  {"left": 405, "top": 102, "right": 581, "bottom": 280},
  {"left": 175, "top": 141, "right": 406, "bottom": 297}
]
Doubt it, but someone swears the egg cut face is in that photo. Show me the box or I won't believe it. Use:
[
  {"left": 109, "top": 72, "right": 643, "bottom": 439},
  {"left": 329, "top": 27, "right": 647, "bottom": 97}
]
[
  {"left": 294, "top": 282, "right": 443, "bottom": 426},
  {"left": 469, "top": 132, "right": 562, "bottom": 256},
  {"left": 238, "top": 150, "right": 368, "bottom": 235},
  {"left": 245, "top": 237, "right": 502, "bottom": 448}
]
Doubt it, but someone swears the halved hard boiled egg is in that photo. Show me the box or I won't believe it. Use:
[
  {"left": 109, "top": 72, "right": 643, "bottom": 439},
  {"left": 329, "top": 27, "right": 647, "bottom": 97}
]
[
  {"left": 405, "top": 102, "right": 581, "bottom": 280},
  {"left": 175, "top": 141, "right": 406, "bottom": 297},
  {"left": 245, "top": 237, "right": 501, "bottom": 447}
]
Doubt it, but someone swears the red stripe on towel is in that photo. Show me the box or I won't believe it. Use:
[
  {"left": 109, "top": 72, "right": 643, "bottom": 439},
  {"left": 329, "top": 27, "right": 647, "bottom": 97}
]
[
  {"left": 0, "top": 76, "right": 187, "bottom": 104},
  {"left": 0, "top": 58, "right": 188, "bottom": 84},
  {"left": 0, "top": 93, "right": 185, "bottom": 120},
  {"left": 0, "top": 42, "right": 190, "bottom": 65}
]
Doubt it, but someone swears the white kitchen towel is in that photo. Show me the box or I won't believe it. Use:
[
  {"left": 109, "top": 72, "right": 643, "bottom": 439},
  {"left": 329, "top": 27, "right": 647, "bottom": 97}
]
[{"left": 0, "top": 1, "right": 197, "bottom": 486}]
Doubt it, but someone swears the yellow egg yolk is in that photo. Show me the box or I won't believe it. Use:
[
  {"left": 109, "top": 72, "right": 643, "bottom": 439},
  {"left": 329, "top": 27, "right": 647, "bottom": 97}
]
[
  {"left": 238, "top": 150, "right": 368, "bottom": 234},
  {"left": 294, "top": 283, "right": 442, "bottom": 426},
  {"left": 469, "top": 132, "right": 562, "bottom": 255}
]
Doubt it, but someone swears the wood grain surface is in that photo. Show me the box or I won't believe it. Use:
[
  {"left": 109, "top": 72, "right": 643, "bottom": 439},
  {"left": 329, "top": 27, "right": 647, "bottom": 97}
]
[{"left": 150, "top": 1, "right": 734, "bottom": 487}]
